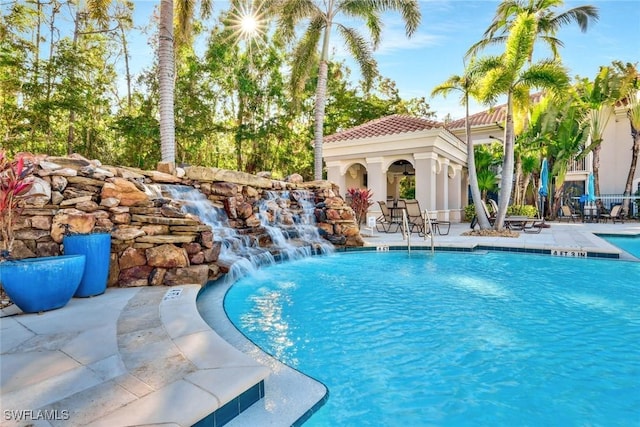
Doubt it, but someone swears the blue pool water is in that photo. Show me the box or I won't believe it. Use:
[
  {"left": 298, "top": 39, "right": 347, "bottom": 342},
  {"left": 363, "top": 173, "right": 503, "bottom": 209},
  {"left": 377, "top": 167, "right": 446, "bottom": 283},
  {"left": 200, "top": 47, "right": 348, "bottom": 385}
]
[
  {"left": 222, "top": 251, "right": 640, "bottom": 426},
  {"left": 601, "top": 235, "right": 640, "bottom": 259}
]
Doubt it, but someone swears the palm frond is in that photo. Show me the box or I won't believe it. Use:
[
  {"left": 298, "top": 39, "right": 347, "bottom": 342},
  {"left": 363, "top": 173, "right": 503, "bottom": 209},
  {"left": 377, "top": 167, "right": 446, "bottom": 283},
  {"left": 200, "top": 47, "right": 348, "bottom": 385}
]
[
  {"left": 86, "top": 0, "right": 111, "bottom": 27},
  {"left": 431, "top": 75, "right": 463, "bottom": 99},
  {"left": 175, "top": 0, "right": 196, "bottom": 46},
  {"left": 629, "top": 91, "right": 640, "bottom": 132},
  {"left": 289, "top": 19, "right": 323, "bottom": 98},
  {"left": 200, "top": 0, "right": 213, "bottom": 19},
  {"left": 336, "top": 24, "right": 378, "bottom": 88},
  {"left": 502, "top": 12, "right": 536, "bottom": 72},
  {"left": 519, "top": 60, "right": 569, "bottom": 95},
  {"left": 551, "top": 6, "right": 599, "bottom": 33},
  {"left": 465, "top": 35, "right": 509, "bottom": 59},
  {"left": 276, "top": 0, "right": 321, "bottom": 41}
]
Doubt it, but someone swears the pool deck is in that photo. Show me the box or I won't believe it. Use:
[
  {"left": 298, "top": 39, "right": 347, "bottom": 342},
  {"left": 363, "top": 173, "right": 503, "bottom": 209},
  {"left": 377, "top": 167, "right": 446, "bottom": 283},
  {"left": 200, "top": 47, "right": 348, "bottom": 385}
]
[{"left": 1, "top": 221, "right": 639, "bottom": 426}]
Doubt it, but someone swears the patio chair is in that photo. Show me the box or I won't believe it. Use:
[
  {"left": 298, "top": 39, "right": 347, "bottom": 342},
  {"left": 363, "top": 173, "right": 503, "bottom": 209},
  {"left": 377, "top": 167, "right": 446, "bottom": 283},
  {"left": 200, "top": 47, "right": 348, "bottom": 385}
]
[
  {"left": 471, "top": 200, "right": 496, "bottom": 229},
  {"left": 427, "top": 209, "right": 451, "bottom": 235},
  {"left": 489, "top": 199, "right": 544, "bottom": 232},
  {"left": 600, "top": 205, "right": 624, "bottom": 223},
  {"left": 376, "top": 201, "right": 400, "bottom": 233},
  {"left": 559, "top": 205, "right": 580, "bottom": 222},
  {"left": 404, "top": 200, "right": 426, "bottom": 234},
  {"left": 404, "top": 200, "right": 450, "bottom": 236},
  {"left": 489, "top": 199, "right": 499, "bottom": 214}
]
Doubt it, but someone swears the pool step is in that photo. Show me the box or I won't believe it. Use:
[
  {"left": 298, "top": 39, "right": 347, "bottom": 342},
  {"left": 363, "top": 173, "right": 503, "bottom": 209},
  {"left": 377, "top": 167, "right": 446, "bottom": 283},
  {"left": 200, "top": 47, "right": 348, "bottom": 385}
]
[{"left": 86, "top": 286, "right": 270, "bottom": 426}]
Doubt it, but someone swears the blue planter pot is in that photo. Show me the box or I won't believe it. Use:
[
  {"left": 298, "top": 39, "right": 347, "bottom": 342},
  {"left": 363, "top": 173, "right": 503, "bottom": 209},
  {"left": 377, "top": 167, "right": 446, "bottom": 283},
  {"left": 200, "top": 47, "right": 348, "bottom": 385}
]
[
  {"left": 63, "top": 233, "right": 111, "bottom": 297},
  {"left": 0, "top": 255, "right": 85, "bottom": 313}
]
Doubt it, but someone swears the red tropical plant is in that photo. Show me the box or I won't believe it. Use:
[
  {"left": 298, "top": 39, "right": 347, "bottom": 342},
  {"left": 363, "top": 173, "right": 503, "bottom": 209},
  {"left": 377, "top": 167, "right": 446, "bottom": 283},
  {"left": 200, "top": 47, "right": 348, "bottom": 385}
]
[
  {"left": 1, "top": 151, "right": 35, "bottom": 259},
  {"left": 346, "top": 187, "right": 374, "bottom": 226}
]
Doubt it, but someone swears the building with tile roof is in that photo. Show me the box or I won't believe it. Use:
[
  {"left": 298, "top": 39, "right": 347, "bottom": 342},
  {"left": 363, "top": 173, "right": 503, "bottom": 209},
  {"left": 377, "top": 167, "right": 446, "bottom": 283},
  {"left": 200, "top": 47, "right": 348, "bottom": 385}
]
[
  {"left": 323, "top": 115, "right": 468, "bottom": 222},
  {"left": 324, "top": 94, "right": 640, "bottom": 221}
]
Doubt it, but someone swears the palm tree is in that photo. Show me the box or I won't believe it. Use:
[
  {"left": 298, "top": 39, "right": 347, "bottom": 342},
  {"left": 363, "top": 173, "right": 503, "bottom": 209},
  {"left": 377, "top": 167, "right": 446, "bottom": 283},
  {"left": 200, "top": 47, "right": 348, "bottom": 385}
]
[
  {"left": 476, "top": 12, "right": 569, "bottom": 229},
  {"left": 513, "top": 97, "right": 552, "bottom": 208},
  {"left": 275, "top": 0, "right": 421, "bottom": 180},
  {"left": 623, "top": 88, "right": 640, "bottom": 216},
  {"left": 575, "top": 65, "right": 630, "bottom": 199},
  {"left": 475, "top": 144, "right": 502, "bottom": 202},
  {"left": 545, "top": 97, "right": 589, "bottom": 217},
  {"left": 432, "top": 61, "right": 491, "bottom": 229},
  {"left": 158, "top": 0, "right": 213, "bottom": 166},
  {"left": 466, "top": 0, "right": 599, "bottom": 60}
]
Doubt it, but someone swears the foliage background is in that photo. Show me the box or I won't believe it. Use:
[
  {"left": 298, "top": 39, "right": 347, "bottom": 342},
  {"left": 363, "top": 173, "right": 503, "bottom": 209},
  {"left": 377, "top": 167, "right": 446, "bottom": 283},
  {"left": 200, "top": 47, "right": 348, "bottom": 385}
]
[{"left": 0, "top": 1, "right": 432, "bottom": 179}]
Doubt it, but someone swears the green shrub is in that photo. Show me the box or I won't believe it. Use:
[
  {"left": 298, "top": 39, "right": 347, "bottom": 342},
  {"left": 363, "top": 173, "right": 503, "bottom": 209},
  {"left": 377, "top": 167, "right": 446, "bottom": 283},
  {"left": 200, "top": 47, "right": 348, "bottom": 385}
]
[
  {"left": 466, "top": 204, "right": 538, "bottom": 221},
  {"left": 464, "top": 204, "right": 476, "bottom": 222},
  {"left": 507, "top": 205, "right": 538, "bottom": 217}
]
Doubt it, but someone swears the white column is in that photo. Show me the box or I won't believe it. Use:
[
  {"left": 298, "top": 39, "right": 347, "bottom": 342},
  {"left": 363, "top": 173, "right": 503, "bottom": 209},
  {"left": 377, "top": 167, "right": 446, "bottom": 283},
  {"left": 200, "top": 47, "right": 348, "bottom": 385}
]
[
  {"left": 414, "top": 152, "right": 437, "bottom": 211},
  {"left": 437, "top": 158, "right": 449, "bottom": 217},
  {"left": 391, "top": 175, "right": 401, "bottom": 200},
  {"left": 448, "top": 164, "right": 463, "bottom": 222},
  {"left": 365, "top": 157, "right": 387, "bottom": 205},
  {"left": 326, "top": 161, "right": 346, "bottom": 197}
]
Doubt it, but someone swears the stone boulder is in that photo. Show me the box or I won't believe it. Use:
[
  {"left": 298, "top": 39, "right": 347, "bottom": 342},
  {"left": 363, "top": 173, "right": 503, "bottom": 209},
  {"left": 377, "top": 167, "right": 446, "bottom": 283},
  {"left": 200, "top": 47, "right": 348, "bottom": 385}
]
[
  {"left": 185, "top": 166, "right": 272, "bottom": 189},
  {"left": 163, "top": 265, "right": 209, "bottom": 286},
  {"left": 119, "top": 247, "right": 147, "bottom": 270},
  {"left": 51, "top": 210, "right": 97, "bottom": 243},
  {"left": 149, "top": 170, "right": 182, "bottom": 184},
  {"left": 101, "top": 178, "right": 150, "bottom": 207},
  {"left": 50, "top": 176, "right": 68, "bottom": 192},
  {"left": 111, "top": 226, "right": 145, "bottom": 241},
  {"left": 24, "top": 177, "right": 51, "bottom": 208},
  {"left": 46, "top": 156, "right": 91, "bottom": 170},
  {"left": 145, "top": 244, "right": 189, "bottom": 268},
  {"left": 286, "top": 173, "right": 303, "bottom": 184},
  {"left": 119, "top": 265, "right": 153, "bottom": 287}
]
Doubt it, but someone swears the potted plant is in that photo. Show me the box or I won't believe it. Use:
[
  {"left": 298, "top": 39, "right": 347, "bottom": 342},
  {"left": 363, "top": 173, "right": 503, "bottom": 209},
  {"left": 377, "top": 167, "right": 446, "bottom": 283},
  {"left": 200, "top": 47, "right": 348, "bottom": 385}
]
[
  {"left": 0, "top": 150, "right": 85, "bottom": 313},
  {"left": 63, "top": 228, "right": 111, "bottom": 298}
]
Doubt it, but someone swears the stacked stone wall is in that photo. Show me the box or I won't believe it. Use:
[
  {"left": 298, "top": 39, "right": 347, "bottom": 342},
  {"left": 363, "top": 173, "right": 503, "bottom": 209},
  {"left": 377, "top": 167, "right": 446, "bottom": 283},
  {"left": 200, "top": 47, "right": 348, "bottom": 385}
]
[{"left": 6, "top": 155, "right": 362, "bottom": 288}]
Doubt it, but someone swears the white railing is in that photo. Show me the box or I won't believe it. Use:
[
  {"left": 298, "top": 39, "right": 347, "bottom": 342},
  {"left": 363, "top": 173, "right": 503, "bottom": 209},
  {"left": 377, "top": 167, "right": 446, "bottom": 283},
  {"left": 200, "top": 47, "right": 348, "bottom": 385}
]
[
  {"left": 422, "top": 209, "right": 435, "bottom": 255},
  {"left": 568, "top": 157, "right": 587, "bottom": 172},
  {"left": 401, "top": 209, "right": 411, "bottom": 253}
]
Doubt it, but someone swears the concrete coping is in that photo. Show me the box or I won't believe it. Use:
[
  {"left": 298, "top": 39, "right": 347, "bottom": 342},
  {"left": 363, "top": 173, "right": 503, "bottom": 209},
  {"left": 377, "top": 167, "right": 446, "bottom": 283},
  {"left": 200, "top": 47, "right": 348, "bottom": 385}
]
[{"left": 0, "top": 285, "right": 270, "bottom": 427}]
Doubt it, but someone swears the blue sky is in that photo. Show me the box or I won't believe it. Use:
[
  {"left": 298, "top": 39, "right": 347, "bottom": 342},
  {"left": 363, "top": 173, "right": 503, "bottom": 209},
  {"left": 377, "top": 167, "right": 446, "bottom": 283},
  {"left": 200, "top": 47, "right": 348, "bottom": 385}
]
[
  {"left": 372, "top": 0, "right": 640, "bottom": 119},
  {"left": 128, "top": 0, "right": 639, "bottom": 120}
]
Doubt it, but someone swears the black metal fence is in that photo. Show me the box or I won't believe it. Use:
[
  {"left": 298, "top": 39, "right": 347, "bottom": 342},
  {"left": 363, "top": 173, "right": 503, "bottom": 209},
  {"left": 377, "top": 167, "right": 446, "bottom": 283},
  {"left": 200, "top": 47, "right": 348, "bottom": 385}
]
[{"left": 572, "top": 195, "right": 640, "bottom": 218}]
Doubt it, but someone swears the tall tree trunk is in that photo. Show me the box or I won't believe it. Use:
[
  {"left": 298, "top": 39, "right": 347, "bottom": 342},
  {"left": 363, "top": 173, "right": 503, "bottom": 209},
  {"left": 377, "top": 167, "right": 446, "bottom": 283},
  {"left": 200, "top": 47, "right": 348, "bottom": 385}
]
[
  {"left": 159, "top": 0, "right": 176, "bottom": 165},
  {"left": 45, "top": 1, "right": 60, "bottom": 142},
  {"left": 513, "top": 155, "right": 523, "bottom": 205},
  {"left": 494, "top": 91, "right": 515, "bottom": 230},
  {"left": 622, "top": 128, "right": 640, "bottom": 215},
  {"left": 592, "top": 137, "right": 602, "bottom": 198},
  {"left": 313, "top": 24, "right": 332, "bottom": 180},
  {"left": 552, "top": 179, "right": 564, "bottom": 220},
  {"left": 34, "top": 0, "right": 41, "bottom": 82},
  {"left": 521, "top": 172, "right": 531, "bottom": 206},
  {"left": 66, "top": 7, "right": 82, "bottom": 155},
  {"left": 235, "top": 95, "right": 245, "bottom": 170},
  {"left": 467, "top": 94, "right": 490, "bottom": 229},
  {"left": 119, "top": 22, "right": 132, "bottom": 111}
]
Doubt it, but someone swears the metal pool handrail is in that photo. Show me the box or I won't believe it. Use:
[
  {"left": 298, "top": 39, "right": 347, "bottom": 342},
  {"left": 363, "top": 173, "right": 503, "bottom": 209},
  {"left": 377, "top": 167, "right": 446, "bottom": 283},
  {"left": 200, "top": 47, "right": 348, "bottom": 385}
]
[
  {"left": 422, "top": 208, "right": 435, "bottom": 255},
  {"left": 401, "top": 208, "right": 411, "bottom": 253}
]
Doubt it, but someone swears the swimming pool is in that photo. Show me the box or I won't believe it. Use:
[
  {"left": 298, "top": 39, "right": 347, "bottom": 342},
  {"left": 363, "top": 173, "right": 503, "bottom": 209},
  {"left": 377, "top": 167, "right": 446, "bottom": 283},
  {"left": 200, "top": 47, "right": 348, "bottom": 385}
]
[
  {"left": 601, "top": 234, "right": 640, "bottom": 259},
  {"left": 222, "top": 251, "right": 640, "bottom": 425}
]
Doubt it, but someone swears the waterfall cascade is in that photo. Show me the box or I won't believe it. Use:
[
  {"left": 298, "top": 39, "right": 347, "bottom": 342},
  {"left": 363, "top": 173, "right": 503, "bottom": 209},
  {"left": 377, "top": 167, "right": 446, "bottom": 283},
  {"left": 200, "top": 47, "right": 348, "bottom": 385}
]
[{"left": 163, "top": 185, "right": 333, "bottom": 282}]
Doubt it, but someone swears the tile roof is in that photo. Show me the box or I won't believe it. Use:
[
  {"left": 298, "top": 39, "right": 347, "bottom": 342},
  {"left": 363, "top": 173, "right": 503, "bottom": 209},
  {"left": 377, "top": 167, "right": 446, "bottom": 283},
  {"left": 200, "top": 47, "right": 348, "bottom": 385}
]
[
  {"left": 446, "top": 92, "right": 544, "bottom": 130},
  {"left": 324, "top": 114, "right": 443, "bottom": 143}
]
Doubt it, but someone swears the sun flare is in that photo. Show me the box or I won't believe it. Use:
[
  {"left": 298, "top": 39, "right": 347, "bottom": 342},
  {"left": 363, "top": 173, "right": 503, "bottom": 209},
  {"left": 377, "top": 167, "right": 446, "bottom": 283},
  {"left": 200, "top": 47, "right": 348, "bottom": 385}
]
[
  {"left": 240, "top": 14, "right": 258, "bottom": 36},
  {"left": 227, "top": 1, "right": 268, "bottom": 46}
]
